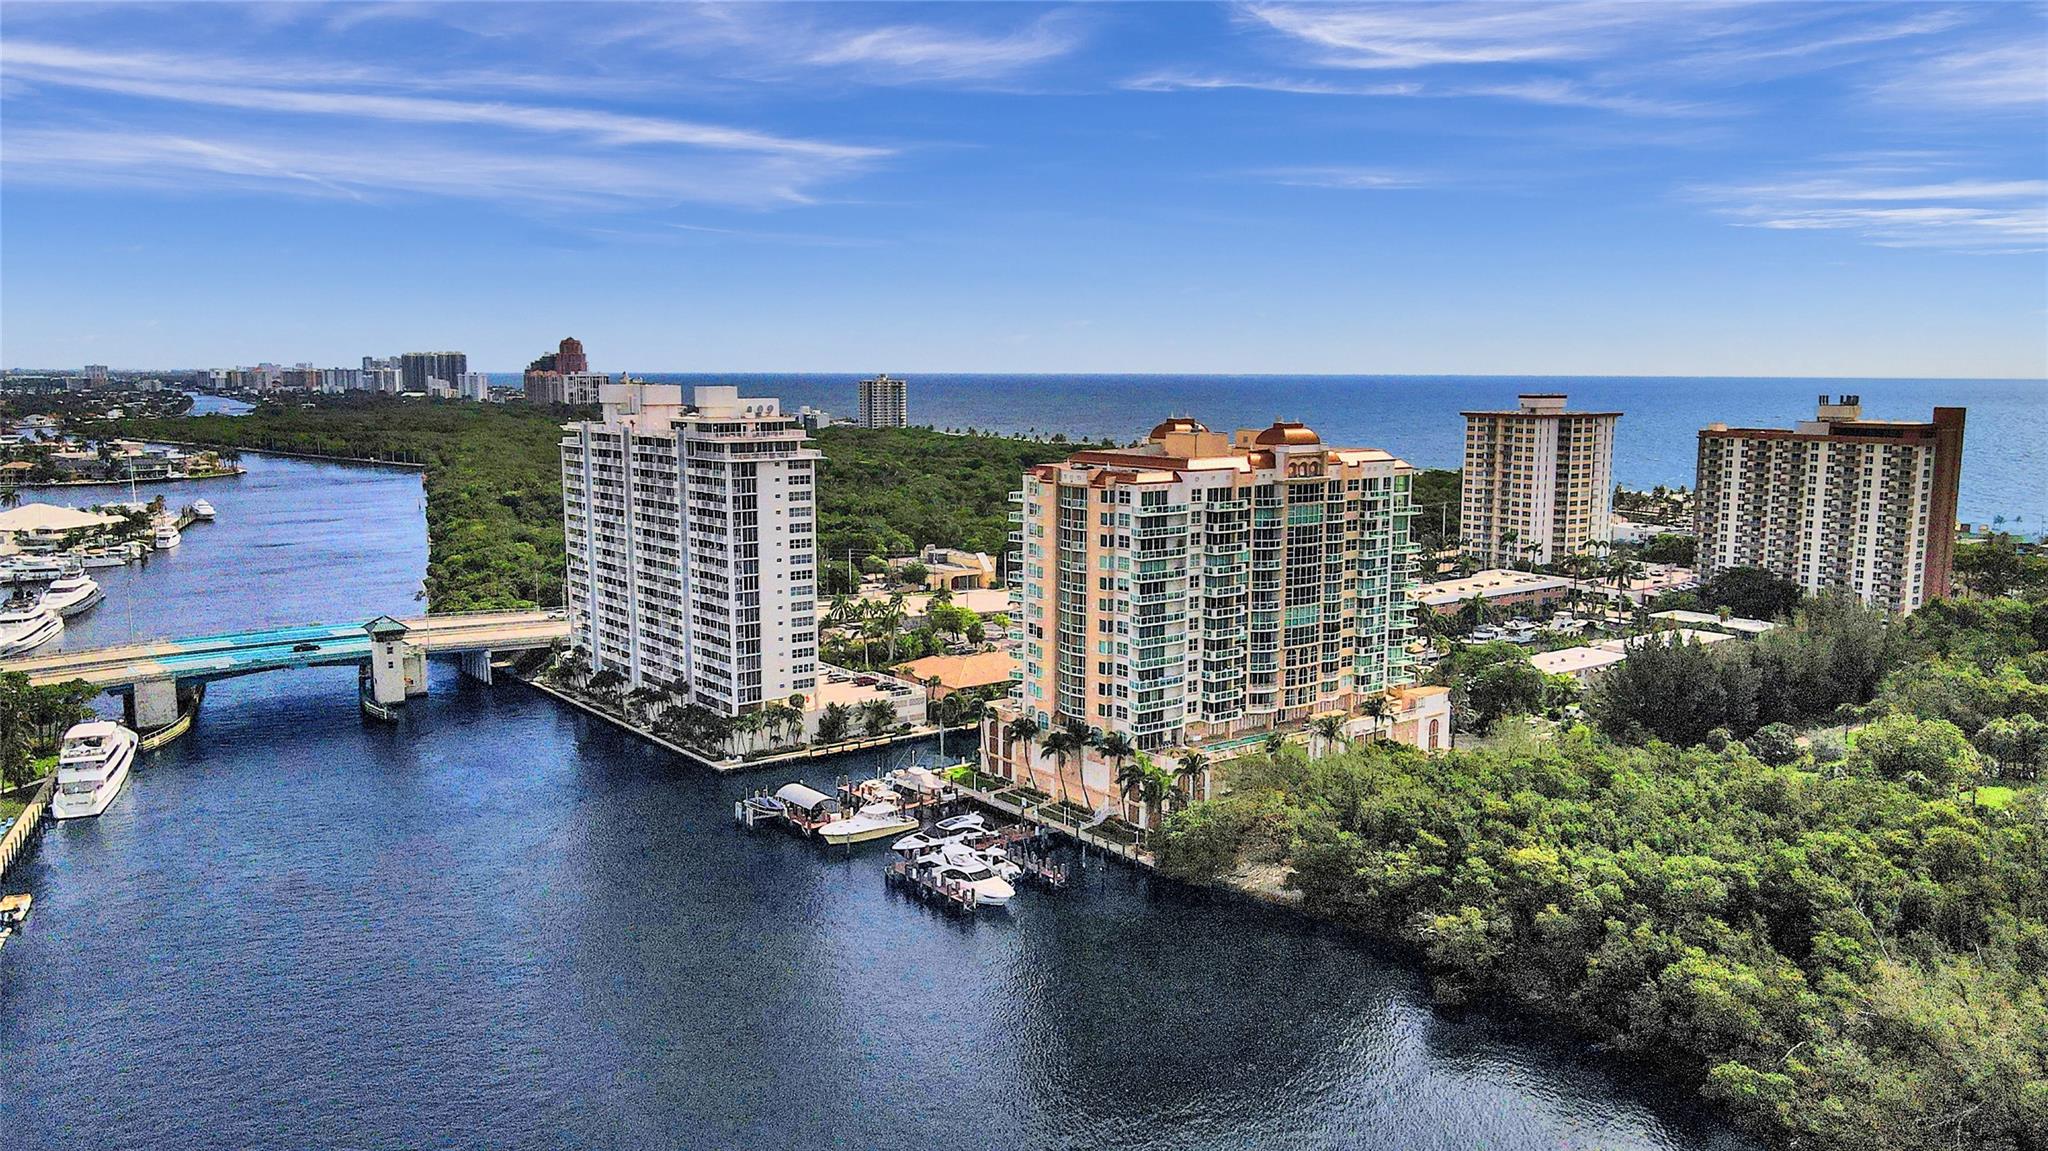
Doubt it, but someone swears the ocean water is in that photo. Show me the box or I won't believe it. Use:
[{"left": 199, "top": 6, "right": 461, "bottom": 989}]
[{"left": 607, "top": 374, "right": 2043, "bottom": 532}]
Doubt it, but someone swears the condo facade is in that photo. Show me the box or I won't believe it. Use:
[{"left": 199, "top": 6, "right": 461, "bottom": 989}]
[
  {"left": 983, "top": 417, "right": 1445, "bottom": 819},
  {"left": 1696, "top": 396, "right": 1964, "bottom": 613},
  {"left": 560, "top": 382, "right": 822, "bottom": 716},
  {"left": 1460, "top": 393, "right": 1620, "bottom": 567},
  {"left": 857, "top": 374, "right": 908, "bottom": 428}
]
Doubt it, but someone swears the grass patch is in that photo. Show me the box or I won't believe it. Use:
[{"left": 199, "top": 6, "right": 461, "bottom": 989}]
[{"left": 1974, "top": 785, "right": 2020, "bottom": 810}]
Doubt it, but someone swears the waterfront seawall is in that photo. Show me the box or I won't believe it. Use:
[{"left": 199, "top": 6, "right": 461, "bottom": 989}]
[{"left": 0, "top": 776, "right": 55, "bottom": 881}]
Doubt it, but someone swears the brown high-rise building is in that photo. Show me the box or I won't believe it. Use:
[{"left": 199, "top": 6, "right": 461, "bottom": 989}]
[
  {"left": 556, "top": 337, "right": 588, "bottom": 375},
  {"left": 1695, "top": 396, "right": 1965, "bottom": 614},
  {"left": 523, "top": 337, "right": 602, "bottom": 404}
]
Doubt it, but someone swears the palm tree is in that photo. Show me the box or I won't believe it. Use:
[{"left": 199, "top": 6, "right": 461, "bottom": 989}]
[
  {"left": 1100, "top": 731, "right": 1137, "bottom": 794},
  {"left": 1358, "top": 692, "right": 1393, "bottom": 741},
  {"left": 0, "top": 486, "right": 19, "bottom": 510},
  {"left": 1174, "top": 749, "right": 1209, "bottom": 805},
  {"left": 1309, "top": 714, "right": 1347, "bottom": 759},
  {"left": 1115, "top": 751, "right": 1148, "bottom": 819},
  {"left": 857, "top": 698, "right": 896, "bottom": 739},
  {"left": 1004, "top": 715, "right": 1042, "bottom": 791},
  {"left": 733, "top": 709, "right": 768, "bottom": 752},
  {"left": 825, "top": 593, "right": 858, "bottom": 629},
  {"left": 1040, "top": 722, "right": 1096, "bottom": 813}
]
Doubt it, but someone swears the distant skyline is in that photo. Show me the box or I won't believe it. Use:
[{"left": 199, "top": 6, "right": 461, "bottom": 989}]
[{"left": 2, "top": 2, "right": 2043, "bottom": 377}]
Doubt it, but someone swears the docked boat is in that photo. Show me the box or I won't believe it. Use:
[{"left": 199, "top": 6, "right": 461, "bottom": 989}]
[
  {"left": 910, "top": 851, "right": 1016, "bottom": 907},
  {"left": 75, "top": 545, "right": 136, "bottom": 569},
  {"left": 0, "top": 556, "right": 69, "bottom": 585},
  {"left": 153, "top": 518, "right": 182, "bottom": 550},
  {"left": 38, "top": 572, "right": 103, "bottom": 618},
  {"left": 0, "top": 604, "right": 62, "bottom": 656},
  {"left": 918, "top": 840, "right": 1023, "bottom": 883},
  {"left": 815, "top": 797, "right": 921, "bottom": 846},
  {"left": 890, "top": 812, "right": 992, "bottom": 854},
  {"left": 189, "top": 499, "right": 216, "bottom": 521},
  {"left": 51, "top": 720, "right": 139, "bottom": 820}
]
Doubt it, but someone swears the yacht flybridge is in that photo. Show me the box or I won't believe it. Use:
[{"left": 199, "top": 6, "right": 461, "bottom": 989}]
[{"left": 52, "top": 720, "right": 139, "bottom": 820}]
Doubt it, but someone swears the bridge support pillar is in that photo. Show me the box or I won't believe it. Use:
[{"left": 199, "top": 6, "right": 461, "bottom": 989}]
[
  {"left": 130, "top": 678, "right": 181, "bottom": 732},
  {"left": 457, "top": 650, "right": 494, "bottom": 686}
]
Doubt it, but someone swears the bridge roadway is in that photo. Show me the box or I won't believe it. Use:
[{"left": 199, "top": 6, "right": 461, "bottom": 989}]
[{"left": 0, "top": 610, "right": 569, "bottom": 690}]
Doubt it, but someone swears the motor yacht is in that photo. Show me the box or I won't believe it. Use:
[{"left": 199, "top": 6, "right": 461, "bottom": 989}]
[
  {"left": 189, "top": 499, "right": 216, "bottom": 521},
  {"left": 815, "top": 797, "right": 921, "bottom": 846},
  {"left": 0, "top": 604, "right": 62, "bottom": 656},
  {"left": 890, "top": 812, "right": 991, "bottom": 854},
  {"left": 917, "top": 840, "right": 1022, "bottom": 883},
  {"left": 153, "top": 518, "right": 181, "bottom": 550},
  {"left": 38, "top": 572, "right": 103, "bottom": 618},
  {"left": 911, "top": 852, "right": 1016, "bottom": 907},
  {"left": 51, "top": 720, "right": 139, "bottom": 820},
  {"left": 0, "top": 556, "right": 69, "bottom": 585}
]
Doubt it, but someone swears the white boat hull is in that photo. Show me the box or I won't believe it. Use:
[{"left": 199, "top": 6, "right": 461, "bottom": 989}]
[
  {"left": 42, "top": 584, "right": 103, "bottom": 618},
  {"left": 0, "top": 613, "right": 63, "bottom": 656},
  {"left": 52, "top": 746, "right": 134, "bottom": 820}
]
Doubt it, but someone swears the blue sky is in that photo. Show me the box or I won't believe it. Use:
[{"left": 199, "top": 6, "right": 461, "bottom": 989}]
[{"left": 2, "top": 1, "right": 2043, "bottom": 376}]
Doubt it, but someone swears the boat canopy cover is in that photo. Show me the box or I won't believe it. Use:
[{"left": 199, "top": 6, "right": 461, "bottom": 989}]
[{"left": 773, "top": 783, "right": 839, "bottom": 814}]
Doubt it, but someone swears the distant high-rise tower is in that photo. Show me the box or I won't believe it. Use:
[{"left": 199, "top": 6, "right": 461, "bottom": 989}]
[
  {"left": 858, "top": 374, "right": 908, "bottom": 428},
  {"left": 556, "top": 337, "right": 588, "bottom": 375},
  {"left": 401, "top": 351, "right": 467, "bottom": 395},
  {"left": 1460, "top": 393, "right": 1620, "bottom": 568}
]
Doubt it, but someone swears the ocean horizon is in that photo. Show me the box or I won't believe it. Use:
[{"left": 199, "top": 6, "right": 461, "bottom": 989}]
[{"left": 488, "top": 372, "right": 2045, "bottom": 531}]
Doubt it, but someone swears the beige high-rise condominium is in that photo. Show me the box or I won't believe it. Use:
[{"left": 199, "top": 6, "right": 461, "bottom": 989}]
[
  {"left": 981, "top": 416, "right": 1451, "bottom": 822},
  {"left": 1696, "top": 396, "right": 1963, "bottom": 614},
  {"left": 1460, "top": 393, "right": 1620, "bottom": 567}
]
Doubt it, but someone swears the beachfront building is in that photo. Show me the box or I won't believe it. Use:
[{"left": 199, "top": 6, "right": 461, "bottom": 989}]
[
  {"left": 857, "top": 374, "right": 908, "bottom": 428},
  {"left": 1460, "top": 393, "right": 1620, "bottom": 568},
  {"left": 1696, "top": 397, "right": 1964, "bottom": 613},
  {"left": 981, "top": 416, "right": 1443, "bottom": 823},
  {"left": 560, "top": 382, "right": 821, "bottom": 716}
]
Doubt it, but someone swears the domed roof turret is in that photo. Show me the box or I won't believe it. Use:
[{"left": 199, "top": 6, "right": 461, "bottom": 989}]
[
  {"left": 1253, "top": 421, "right": 1320, "bottom": 446},
  {"left": 1148, "top": 417, "right": 1209, "bottom": 440}
]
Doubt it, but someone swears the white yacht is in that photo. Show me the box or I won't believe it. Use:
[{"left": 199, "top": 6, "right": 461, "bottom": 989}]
[
  {"left": 815, "top": 797, "right": 921, "bottom": 846},
  {"left": 153, "top": 518, "right": 182, "bottom": 550},
  {"left": 38, "top": 572, "right": 103, "bottom": 618},
  {"left": 912, "top": 852, "right": 1016, "bottom": 907},
  {"left": 890, "top": 812, "right": 991, "bottom": 854},
  {"left": 189, "top": 499, "right": 216, "bottom": 521},
  {"left": 0, "top": 604, "right": 62, "bottom": 656},
  {"left": 919, "top": 839, "right": 1022, "bottom": 883},
  {"left": 51, "top": 720, "right": 139, "bottom": 820}
]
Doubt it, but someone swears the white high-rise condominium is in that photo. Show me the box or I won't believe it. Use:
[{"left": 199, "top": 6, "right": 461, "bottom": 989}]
[
  {"left": 560, "top": 382, "right": 821, "bottom": 716},
  {"left": 1696, "top": 396, "right": 1964, "bottom": 614},
  {"left": 857, "top": 374, "right": 908, "bottom": 428},
  {"left": 1460, "top": 393, "right": 1620, "bottom": 567}
]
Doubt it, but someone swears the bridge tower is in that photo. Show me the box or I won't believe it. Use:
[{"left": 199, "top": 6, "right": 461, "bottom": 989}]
[{"left": 361, "top": 616, "right": 426, "bottom": 721}]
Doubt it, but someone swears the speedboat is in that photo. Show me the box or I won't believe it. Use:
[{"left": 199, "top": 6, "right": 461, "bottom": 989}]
[
  {"left": 0, "top": 604, "right": 62, "bottom": 656},
  {"left": 39, "top": 572, "right": 103, "bottom": 618},
  {"left": 189, "top": 499, "right": 216, "bottom": 520},
  {"left": 911, "top": 852, "right": 1016, "bottom": 907},
  {"left": 51, "top": 720, "right": 139, "bottom": 820},
  {"left": 890, "top": 811, "right": 991, "bottom": 854},
  {"left": 815, "top": 798, "right": 921, "bottom": 846},
  {"left": 890, "top": 812, "right": 991, "bottom": 852},
  {"left": 918, "top": 839, "right": 1022, "bottom": 883},
  {"left": 153, "top": 519, "right": 181, "bottom": 550}
]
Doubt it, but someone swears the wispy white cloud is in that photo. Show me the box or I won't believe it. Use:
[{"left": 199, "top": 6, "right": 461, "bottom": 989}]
[
  {"left": 2, "top": 40, "right": 885, "bottom": 161},
  {"left": 1691, "top": 167, "right": 2048, "bottom": 253},
  {"left": 1870, "top": 41, "right": 2048, "bottom": 110},
  {"left": 1240, "top": 1, "right": 1666, "bottom": 70},
  {"left": 1257, "top": 166, "right": 1436, "bottom": 190},
  {"left": 801, "top": 15, "right": 1083, "bottom": 82},
  {"left": 0, "top": 126, "right": 844, "bottom": 210}
]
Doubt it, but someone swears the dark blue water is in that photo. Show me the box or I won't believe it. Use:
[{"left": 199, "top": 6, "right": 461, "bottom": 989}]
[
  {"left": 1, "top": 452, "right": 1757, "bottom": 1150},
  {"left": 598, "top": 374, "right": 2043, "bottom": 532}
]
